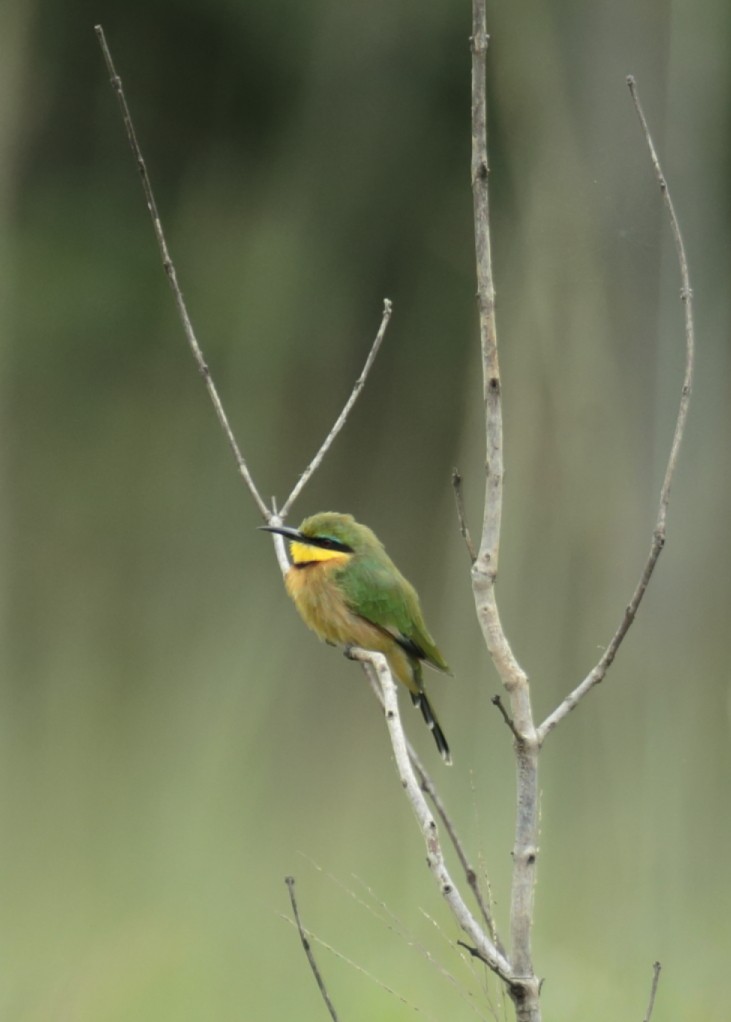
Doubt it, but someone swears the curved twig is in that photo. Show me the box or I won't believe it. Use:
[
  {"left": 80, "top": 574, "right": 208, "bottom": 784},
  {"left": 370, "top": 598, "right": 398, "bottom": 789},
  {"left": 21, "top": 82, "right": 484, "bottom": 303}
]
[{"left": 537, "top": 77, "right": 695, "bottom": 744}]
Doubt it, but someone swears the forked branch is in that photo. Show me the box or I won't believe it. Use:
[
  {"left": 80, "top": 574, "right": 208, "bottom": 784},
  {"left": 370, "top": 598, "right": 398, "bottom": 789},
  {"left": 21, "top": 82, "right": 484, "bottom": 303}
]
[{"left": 95, "top": 24, "right": 392, "bottom": 528}]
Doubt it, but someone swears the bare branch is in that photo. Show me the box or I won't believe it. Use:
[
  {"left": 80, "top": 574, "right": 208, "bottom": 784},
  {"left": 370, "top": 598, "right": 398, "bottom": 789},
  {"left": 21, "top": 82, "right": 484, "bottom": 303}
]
[
  {"left": 537, "top": 78, "right": 695, "bottom": 744},
  {"left": 347, "top": 646, "right": 513, "bottom": 984},
  {"left": 470, "top": 5, "right": 540, "bottom": 1009},
  {"left": 357, "top": 661, "right": 501, "bottom": 947},
  {"left": 361, "top": 665, "right": 505, "bottom": 952},
  {"left": 94, "top": 25, "right": 270, "bottom": 520},
  {"left": 279, "top": 299, "right": 393, "bottom": 519},
  {"left": 469, "top": 8, "right": 529, "bottom": 696},
  {"left": 470, "top": 11, "right": 502, "bottom": 579},
  {"left": 452, "top": 469, "right": 477, "bottom": 563},
  {"left": 285, "top": 875, "right": 341, "bottom": 1022},
  {"left": 358, "top": 663, "right": 498, "bottom": 939},
  {"left": 642, "top": 961, "right": 662, "bottom": 1022}
]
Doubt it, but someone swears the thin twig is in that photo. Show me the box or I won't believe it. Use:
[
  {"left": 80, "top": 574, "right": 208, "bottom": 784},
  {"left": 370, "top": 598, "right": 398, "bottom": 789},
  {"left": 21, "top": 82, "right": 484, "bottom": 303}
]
[
  {"left": 94, "top": 25, "right": 270, "bottom": 520},
  {"left": 457, "top": 940, "right": 490, "bottom": 965},
  {"left": 285, "top": 876, "right": 341, "bottom": 1022},
  {"left": 537, "top": 78, "right": 695, "bottom": 744},
  {"left": 278, "top": 910, "right": 432, "bottom": 1019},
  {"left": 491, "top": 695, "right": 522, "bottom": 744},
  {"left": 642, "top": 961, "right": 662, "bottom": 1022},
  {"left": 410, "top": 739, "right": 505, "bottom": 956},
  {"left": 452, "top": 469, "right": 477, "bottom": 563},
  {"left": 470, "top": 4, "right": 540, "bottom": 1009},
  {"left": 348, "top": 647, "right": 513, "bottom": 985},
  {"left": 279, "top": 299, "right": 393, "bottom": 519}
]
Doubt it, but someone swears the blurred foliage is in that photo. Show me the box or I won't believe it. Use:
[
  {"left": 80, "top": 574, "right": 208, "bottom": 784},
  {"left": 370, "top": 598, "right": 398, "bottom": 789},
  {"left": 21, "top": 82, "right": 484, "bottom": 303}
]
[{"left": 1, "top": 0, "right": 730, "bottom": 1019}]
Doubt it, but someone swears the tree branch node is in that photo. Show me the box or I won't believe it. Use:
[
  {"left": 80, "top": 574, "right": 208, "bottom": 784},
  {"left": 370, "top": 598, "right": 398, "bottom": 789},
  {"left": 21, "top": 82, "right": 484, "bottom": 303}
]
[{"left": 457, "top": 939, "right": 490, "bottom": 965}]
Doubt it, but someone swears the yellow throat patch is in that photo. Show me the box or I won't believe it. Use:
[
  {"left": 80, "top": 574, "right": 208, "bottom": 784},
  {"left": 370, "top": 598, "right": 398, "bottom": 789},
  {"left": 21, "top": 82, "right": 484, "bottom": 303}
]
[{"left": 289, "top": 540, "right": 352, "bottom": 566}]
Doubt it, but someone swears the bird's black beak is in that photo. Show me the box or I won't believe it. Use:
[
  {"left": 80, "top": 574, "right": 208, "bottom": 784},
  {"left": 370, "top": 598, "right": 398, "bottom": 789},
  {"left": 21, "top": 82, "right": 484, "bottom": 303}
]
[
  {"left": 258, "top": 524, "right": 303, "bottom": 541},
  {"left": 260, "top": 523, "right": 354, "bottom": 554}
]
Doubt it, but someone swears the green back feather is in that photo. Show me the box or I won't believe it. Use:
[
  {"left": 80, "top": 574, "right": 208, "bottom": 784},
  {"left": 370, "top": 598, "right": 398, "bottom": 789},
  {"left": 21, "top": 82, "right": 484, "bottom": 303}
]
[{"left": 337, "top": 545, "right": 449, "bottom": 672}]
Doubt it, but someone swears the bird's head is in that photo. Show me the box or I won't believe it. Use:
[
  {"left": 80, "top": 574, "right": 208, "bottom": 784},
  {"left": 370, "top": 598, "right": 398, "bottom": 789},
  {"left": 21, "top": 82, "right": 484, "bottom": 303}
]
[{"left": 260, "top": 512, "right": 381, "bottom": 565}]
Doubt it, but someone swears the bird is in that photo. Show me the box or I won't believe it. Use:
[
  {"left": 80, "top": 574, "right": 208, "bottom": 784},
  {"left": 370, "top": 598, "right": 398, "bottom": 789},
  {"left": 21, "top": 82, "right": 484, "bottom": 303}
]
[{"left": 261, "top": 512, "right": 452, "bottom": 763}]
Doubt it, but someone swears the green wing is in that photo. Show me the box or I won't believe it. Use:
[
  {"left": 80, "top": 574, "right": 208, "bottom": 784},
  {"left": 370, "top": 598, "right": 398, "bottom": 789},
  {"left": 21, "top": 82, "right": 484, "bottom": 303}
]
[{"left": 337, "top": 555, "right": 449, "bottom": 672}]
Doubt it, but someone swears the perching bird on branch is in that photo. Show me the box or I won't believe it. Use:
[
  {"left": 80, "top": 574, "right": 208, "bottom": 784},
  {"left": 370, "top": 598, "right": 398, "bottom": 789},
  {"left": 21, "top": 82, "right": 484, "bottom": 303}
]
[{"left": 261, "top": 512, "right": 452, "bottom": 763}]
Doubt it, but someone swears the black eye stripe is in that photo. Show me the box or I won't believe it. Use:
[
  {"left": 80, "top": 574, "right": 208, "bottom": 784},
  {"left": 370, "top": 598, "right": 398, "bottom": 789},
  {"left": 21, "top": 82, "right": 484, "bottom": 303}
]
[{"left": 305, "top": 535, "right": 354, "bottom": 553}]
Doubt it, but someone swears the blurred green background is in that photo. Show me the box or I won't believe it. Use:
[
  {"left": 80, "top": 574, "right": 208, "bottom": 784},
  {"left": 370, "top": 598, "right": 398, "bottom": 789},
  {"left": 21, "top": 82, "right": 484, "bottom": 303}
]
[{"left": 1, "top": 0, "right": 729, "bottom": 1019}]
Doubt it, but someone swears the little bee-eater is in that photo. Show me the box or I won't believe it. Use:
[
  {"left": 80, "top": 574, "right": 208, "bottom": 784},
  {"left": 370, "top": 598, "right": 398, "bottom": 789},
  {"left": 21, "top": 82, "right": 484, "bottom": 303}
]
[{"left": 261, "top": 512, "right": 452, "bottom": 763}]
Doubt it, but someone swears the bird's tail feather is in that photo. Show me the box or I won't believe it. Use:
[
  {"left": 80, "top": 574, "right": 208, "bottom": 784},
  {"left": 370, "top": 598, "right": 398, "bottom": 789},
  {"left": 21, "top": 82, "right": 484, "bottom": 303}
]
[{"left": 410, "top": 691, "right": 452, "bottom": 765}]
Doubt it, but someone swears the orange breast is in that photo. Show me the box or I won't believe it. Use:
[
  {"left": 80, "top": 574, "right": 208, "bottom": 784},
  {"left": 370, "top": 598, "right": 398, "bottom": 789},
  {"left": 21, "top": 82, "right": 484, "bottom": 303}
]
[
  {"left": 285, "top": 562, "right": 358, "bottom": 645},
  {"left": 284, "top": 562, "right": 417, "bottom": 693}
]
